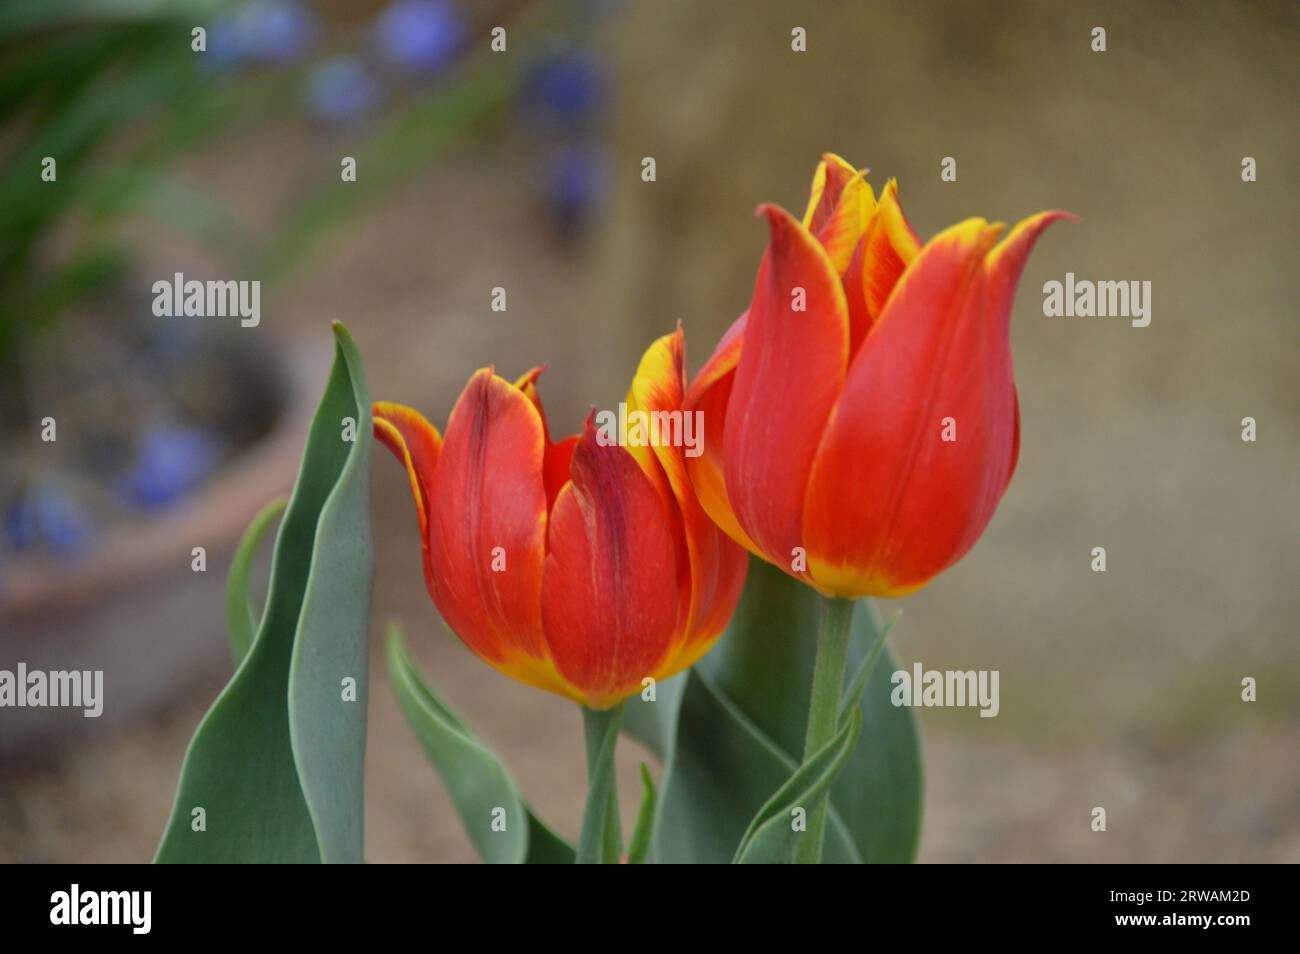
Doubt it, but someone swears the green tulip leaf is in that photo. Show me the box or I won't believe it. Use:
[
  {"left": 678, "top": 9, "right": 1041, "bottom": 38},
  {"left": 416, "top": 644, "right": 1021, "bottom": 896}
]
[
  {"left": 625, "top": 763, "right": 657, "bottom": 865},
  {"left": 226, "top": 496, "right": 286, "bottom": 667},
  {"left": 386, "top": 626, "right": 574, "bottom": 864},
  {"left": 839, "top": 610, "right": 900, "bottom": 724},
  {"left": 650, "top": 664, "right": 864, "bottom": 862},
  {"left": 733, "top": 707, "right": 862, "bottom": 863},
  {"left": 155, "top": 322, "right": 374, "bottom": 863},
  {"left": 644, "top": 557, "right": 923, "bottom": 863},
  {"left": 621, "top": 672, "right": 685, "bottom": 757}
]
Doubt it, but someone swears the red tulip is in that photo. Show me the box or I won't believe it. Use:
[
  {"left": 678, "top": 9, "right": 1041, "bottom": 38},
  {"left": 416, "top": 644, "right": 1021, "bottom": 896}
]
[
  {"left": 685, "top": 154, "right": 1071, "bottom": 599},
  {"left": 373, "top": 328, "right": 747, "bottom": 709}
]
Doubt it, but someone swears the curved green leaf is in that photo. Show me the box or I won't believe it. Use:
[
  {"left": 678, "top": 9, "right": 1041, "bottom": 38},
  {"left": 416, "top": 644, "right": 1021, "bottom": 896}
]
[
  {"left": 621, "top": 671, "right": 685, "bottom": 757},
  {"left": 386, "top": 626, "right": 574, "bottom": 864},
  {"left": 626, "top": 764, "right": 657, "bottom": 865},
  {"left": 651, "top": 664, "right": 861, "bottom": 864},
  {"left": 524, "top": 814, "right": 575, "bottom": 865},
  {"left": 733, "top": 708, "right": 862, "bottom": 863},
  {"left": 155, "top": 322, "right": 374, "bottom": 863},
  {"left": 840, "top": 610, "right": 900, "bottom": 723},
  {"left": 287, "top": 326, "right": 375, "bottom": 864},
  {"left": 650, "top": 557, "right": 923, "bottom": 863},
  {"left": 226, "top": 497, "right": 286, "bottom": 667}
]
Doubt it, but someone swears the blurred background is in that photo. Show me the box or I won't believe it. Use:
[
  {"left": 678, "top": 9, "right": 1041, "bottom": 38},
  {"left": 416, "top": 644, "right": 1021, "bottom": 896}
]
[{"left": 1, "top": 0, "right": 1296, "bottom": 862}]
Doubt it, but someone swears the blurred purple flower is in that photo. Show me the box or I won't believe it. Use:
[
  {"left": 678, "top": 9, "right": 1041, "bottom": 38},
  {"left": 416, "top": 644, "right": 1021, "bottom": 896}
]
[
  {"left": 4, "top": 487, "right": 94, "bottom": 556},
  {"left": 545, "top": 143, "right": 608, "bottom": 239},
  {"left": 205, "top": 20, "right": 244, "bottom": 70},
  {"left": 374, "top": 1, "right": 465, "bottom": 76},
  {"left": 520, "top": 50, "right": 608, "bottom": 131},
  {"left": 238, "top": 0, "right": 315, "bottom": 62},
  {"left": 119, "top": 425, "right": 222, "bottom": 511},
  {"left": 208, "top": 0, "right": 315, "bottom": 70},
  {"left": 307, "top": 57, "right": 381, "bottom": 125}
]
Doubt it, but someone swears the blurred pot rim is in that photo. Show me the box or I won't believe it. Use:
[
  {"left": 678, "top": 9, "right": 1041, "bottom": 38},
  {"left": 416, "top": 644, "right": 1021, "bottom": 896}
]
[{"left": 0, "top": 331, "right": 331, "bottom": 624}]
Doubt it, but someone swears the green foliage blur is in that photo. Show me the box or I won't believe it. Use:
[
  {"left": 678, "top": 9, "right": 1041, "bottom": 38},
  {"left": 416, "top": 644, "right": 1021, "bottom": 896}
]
[
  {"left": 0, "top": 0, "right": 512, "bottom": 380},
  {"left": 0, "top": 1, "right": 253, "bottom": 367}
]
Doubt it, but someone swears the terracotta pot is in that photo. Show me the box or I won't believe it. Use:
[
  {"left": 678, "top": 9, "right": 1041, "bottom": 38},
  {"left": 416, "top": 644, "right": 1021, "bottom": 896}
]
[{"left": 0, "top": 334, "right": 330, "bottom": 759}]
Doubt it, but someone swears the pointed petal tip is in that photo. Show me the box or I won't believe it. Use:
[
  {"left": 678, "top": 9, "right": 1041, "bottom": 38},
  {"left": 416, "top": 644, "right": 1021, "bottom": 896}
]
[
  {"left": 515, "top": 364, "right": 549, "bottom": 391},
  {"left": 1015, "top": 209, "right": 1078, "bottom": 231},
  {"left": 987, "top": 209, "right": 1075, "bottom": 269},
  {"left": 755, "top": 202, "right": 814, "bottom": 246}
]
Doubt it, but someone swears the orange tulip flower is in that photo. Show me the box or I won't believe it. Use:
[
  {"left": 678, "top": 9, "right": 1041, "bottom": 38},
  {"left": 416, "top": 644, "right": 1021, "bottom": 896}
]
[
  {"left": 373, "top": 328, "right": 747, "bottom": 710},
  {"left": 685, "top": 154, "right": 1071, "bottom": 599}
]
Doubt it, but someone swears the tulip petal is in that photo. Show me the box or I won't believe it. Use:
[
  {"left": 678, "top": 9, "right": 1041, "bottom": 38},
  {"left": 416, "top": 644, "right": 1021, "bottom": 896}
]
[
  {"left": 803, "top": 213, "right": 1066, "bottom": 597},
  {"left": 802, "top": 154, "right": 876, "bottom": 275},
  {"left": 860, "top": 180, "right": 921, "bottom": 320},
  {"left": 372, "top": 401, "right": 443, "bottom": 591},
  {"left": 724, "top": 204, "right": 849, "bottom": 575},
  {"left": 542, "top": 435, "right": 578, "bottom": 519},
  {"left": 986, "top": 211, "right": 1074, "bottom": 480},
  {"left": 620, "top": 332, "right": 691, "bottom": 644},
  {"left": 628, "top": 328, "right": 748, "bottom": 664},
  {"left": 1008, "top": 388, "right": 1021, "bottom": 488},
  {"left": 429, "top": 369, "right": 568, "bottom": 695},
  {"left": 840, "top": 180, "right": 921, "bottom": 357},
  {"left": 801, "top": 153, "right": 859, "bottom": 233},
  {"left": 624, "top": 327, "right": 690, "bottom": 548},
  {"left": 542, "top": 427, "right": 681, "bottom": 708},
  {"left": 984, "top": 211, "right": 1077, "bottom": 333},
  {"left": 515, "top": 366, "right": 579, "bottom": 514},
  {"left": 842, "top": 235, "right": 873, "bottom": 358},
  {"left": 682, "top": 311, "right": 761, "bottom": 558},
  {"left": 818, "top": 175, "right": 876, "bottom": 276}
]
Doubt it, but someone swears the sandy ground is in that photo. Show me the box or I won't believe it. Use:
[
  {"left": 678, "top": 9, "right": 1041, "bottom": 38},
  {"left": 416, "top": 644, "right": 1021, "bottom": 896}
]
[{"left": 2, "top": 0, "right": 1297, "bottom": 863}]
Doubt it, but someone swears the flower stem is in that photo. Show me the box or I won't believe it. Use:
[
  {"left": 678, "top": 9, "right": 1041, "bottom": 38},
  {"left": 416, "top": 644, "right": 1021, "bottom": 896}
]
[
  {"left": 792, "top": 595, "right": 855, "bottom": 864},
  {"left": 578, "top": 702, "right": 624, "bottom": 864}
]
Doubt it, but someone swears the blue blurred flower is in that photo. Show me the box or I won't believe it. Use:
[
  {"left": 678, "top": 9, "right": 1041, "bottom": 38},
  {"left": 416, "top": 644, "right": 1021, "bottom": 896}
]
[
  {"left": 374, "top": 1, "right": 465, "bottom": 75},
  {"left": 545, "top": 143, "right": 608, "bottom": 238},
  {"left": 520, "top": 50, "right": 608, "bottom": 131},
  {"left": 238, "top": 0, "right": 315, "bottom": 62},
  {"left": 307, "top": 57, "right": 381, "bottom": 125},
  {"left": 4, "top": 486, "right": 94, "bottom": 556},
  {"left": 119, "top": 425, "right": 222, "bottom": 511},
  {"left": 208, "top": 0, "right": 315, "bottom": 70},
  {"left": 205, "top": 20, "right": 244, "bottom": 70}
]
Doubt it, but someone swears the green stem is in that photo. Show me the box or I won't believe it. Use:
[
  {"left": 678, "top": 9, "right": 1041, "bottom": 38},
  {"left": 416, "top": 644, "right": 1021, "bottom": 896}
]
[
  {"left": 792, "top": 595, "right": 855, "bottom": 864},
  {"left": 578, "top": 703, "right": 624, "bottom": 864}
]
